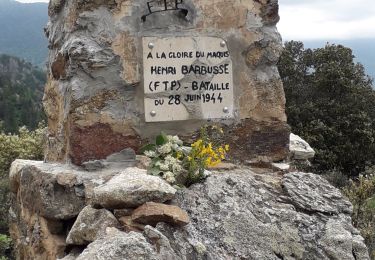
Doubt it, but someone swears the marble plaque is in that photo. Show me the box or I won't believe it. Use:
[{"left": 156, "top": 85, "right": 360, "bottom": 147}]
[{"left": 143, "top": 36, "right": 234, "bottom": 122}]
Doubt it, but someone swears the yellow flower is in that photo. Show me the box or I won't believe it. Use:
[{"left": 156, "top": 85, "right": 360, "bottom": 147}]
[
  {"left": 225, "top": 144, "right": 230, "bottom": 151},
  {"left": 205, "top": 157, "right": 212, "bottom": 165}
]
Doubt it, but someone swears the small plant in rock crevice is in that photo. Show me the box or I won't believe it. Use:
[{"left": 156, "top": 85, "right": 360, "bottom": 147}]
[
  {"left": 185, "top": 126, "right": 229, "bottom": 186},
  {"left": 141, "top": 125, "right": 229, "bottom": 186}
]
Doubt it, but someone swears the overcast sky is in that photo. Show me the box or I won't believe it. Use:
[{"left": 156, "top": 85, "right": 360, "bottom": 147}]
[
  {"left": 16, "top": 0, "right": 375, "bottom": 41},
  {"left": 16, "top": 0, "right": 47, "bottom": 2},
  {"left": 278, "top": 0, "right": 375, "bottom": 40}
]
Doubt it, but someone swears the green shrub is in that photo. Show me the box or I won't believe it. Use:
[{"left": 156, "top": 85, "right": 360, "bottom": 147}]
[
  {"left": 278, "top": 41, "right": 375, "bottom": 177},
  {"left": 343, "top": 172, "right": 375, "bottom": 257},
  {"left": 0, "top": 123, "right": 45, "bottom": 258},
  {"left": 323, "top": 169, "right": 350, "bottom": 189},
  {"left": 0, "top": 180, "right": 9, "bottom": 234},
  {"left": 0, "top": 234, "right": 11, "bottom": 259},
  {"left": 0, "top": 123, "right": 45, "bottom": 179}
]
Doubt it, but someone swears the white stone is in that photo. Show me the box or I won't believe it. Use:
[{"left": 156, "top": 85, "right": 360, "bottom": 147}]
[
  {"left": 289, "top": 133, "right": 315, "bottom": 160},
  {"left": 271, "top": 163, "right": 290, "bottom": 171},
  {"left": 91, "top": 167, "right": 176, "bottom": 208},
  {"left": 143, "top": 36, "right": 234, "bottom": 122}
]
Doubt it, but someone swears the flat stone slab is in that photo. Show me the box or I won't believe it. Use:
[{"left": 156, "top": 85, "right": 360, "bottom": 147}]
[
  {"left": 282, "top": 172, "right": 353, "bottom": 214},
  {"left": 8, "top": 160, "right": 150, "bottom": 220},
  {"left": 10, "top": 160, "right": 87, "bottom": 220},
  {"left": 91, "top": 167, "right": 176, "bottom": 209},
  {"left": 132, "top": 202, "right": 190, "bottom": 227}
]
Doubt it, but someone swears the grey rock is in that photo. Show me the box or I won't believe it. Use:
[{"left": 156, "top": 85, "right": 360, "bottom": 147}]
[
  {"left": 82, "top": 160, "right": 106, "bottom": 171},
  {"left": 92, "top": 167, "right": 176, "bottom": 208},
  {"left": 290, "top": 133, "right": 316, "bottom": 160},
  {"left": 75, "top": 227, "right": 179, "bottom": 260},
  {"left": 66, "top": 205, "right": 120, "bottom": 245},
  {"left": 9, "top": 159, "right": 130, "bottom": 220},
  {"left": 156, "top": 169, "right": 368, "bottom": 260},
  {"left": 76, "top": 229, "right": 159, "bottom": 260},
  {"left": 11, "top": 160, "right": 369, "bottom": 260},
  {"left": 58, "top": 248, "right": 82, "bottom": 260},
  {"left": 143, "top": 225, "right": 178, "bottom": 259},
  {"left": 106, "top": 148, "right": 136, "bottom": 162},
  {"left": 319, "top": 219, "right": 365, "bottom": 260},
  {"left": 81, "top": 149, "right": 137, "bottom": 171},
  {"left": 113, "top": 208, "right": 134, "bottom": 218},
  {"left": 283, "top": 172, "right": 353, "bottom": 214},
  {"left": 352, "top": 235, "right": 371, "bottom": 260},
  {"left": 9, "top": 160, "right": 86, "bottom": 220}
]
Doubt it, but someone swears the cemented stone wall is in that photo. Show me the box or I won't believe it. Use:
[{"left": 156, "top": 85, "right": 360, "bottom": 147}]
[
  {"left": 9, "top": 160, "right": 369, "bottom": 259},
  {"left": 44, "top": 0, "right": 289, "bottom": 165}
]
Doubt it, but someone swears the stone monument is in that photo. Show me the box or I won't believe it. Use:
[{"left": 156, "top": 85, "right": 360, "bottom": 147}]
[
  {"left": 9, "top": 1, "right": 370, "bottom": 259},
  {"left": 44, "top": 0, "right": 289, "bottom": 166}
]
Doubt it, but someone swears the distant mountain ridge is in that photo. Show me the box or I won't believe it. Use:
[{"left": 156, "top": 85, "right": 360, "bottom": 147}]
[{"left": 0, "top": 0, "right": 48, "bottom": 68}]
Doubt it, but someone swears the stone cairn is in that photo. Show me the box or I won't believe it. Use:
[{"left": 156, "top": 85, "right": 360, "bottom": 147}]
[{"left": 8, "top": 0, "right": 369, "bottom": 259}]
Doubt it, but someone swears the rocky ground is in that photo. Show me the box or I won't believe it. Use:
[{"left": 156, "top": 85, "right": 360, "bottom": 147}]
[{"left": 9, "top": 155, "right": 369, "bottom": 260}]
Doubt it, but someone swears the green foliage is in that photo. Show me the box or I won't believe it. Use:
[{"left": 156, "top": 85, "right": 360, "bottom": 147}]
[
  {"left": 0, "top": 180, "right": 9, "bottom": 235},
  {"left": 141, "top": 126, "right": 229, "bottom": 186},
  {"left": 0, "top": 123, "right": 45, "bottom": 179},
  {"left": 142, "top": 133, "right": 185, "bottom": 184},
  {"left": 0, "top": 123, "right": 45, "bottom": 257},
  {"left": 0, "top": 54, "right": 46, "bottom": 133},
  {"left": 0, "top": 234, "right": 11, "bottom": 259},
  {"left": 279, "top": 41, "right": 375, "bottom": 255},
  {"left": 343, "top": 172, "right": 375, "bottom": 258},
  {"left": 185, "top": 126, "right": 229, "bottom": 186},
  {"left": 155, "top": 133, "right": 168, "bottom": 146},
  {"left": 143, "top": 127, "right": 229, "bottom": 186},
  {"left": 323, "top": 169, "right": 350, "bottom": 189},
  {"left": 278, "top": 41, "right": 375, "bottom": 177}
]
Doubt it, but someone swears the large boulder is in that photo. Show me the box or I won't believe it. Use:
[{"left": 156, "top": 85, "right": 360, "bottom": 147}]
[
  {"left": 9, "top": 160, "right": 86, "bottom": 220},
  {"left": 66, "top": 205, "right": 120, "bottom": 245},
  {"left": 9, "top": 160, "right": 149, "bottom": 260},
  {"left": 91, "top": 167, "right": 176, "bottom": 208},
  {"left": 156, "top": 169, "right": 369, "bottom": 260},
  {"left": 75, "top": 228, "right": 176, "bottom": 260}
]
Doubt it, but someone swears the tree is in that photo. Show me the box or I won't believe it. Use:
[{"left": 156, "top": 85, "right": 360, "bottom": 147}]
[
  {"left": 278, "top": 41, "right": 375, "bottom": 176},
  {"left": 0, "top": 54, "right": 46, "bottom": 133}
]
